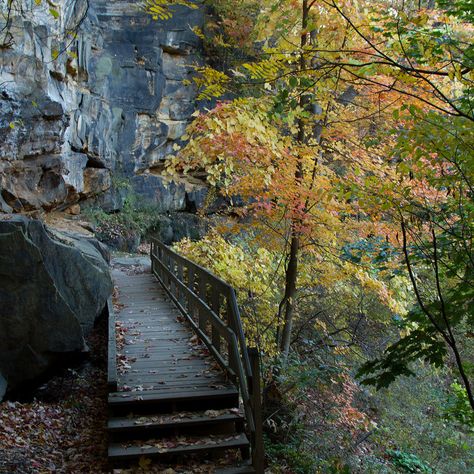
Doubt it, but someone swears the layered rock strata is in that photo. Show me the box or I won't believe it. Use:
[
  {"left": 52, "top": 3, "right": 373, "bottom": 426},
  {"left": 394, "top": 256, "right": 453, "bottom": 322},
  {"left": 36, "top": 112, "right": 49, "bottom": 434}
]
[{"left": 0, "top": 0, "right": 206, "bottom": 213}]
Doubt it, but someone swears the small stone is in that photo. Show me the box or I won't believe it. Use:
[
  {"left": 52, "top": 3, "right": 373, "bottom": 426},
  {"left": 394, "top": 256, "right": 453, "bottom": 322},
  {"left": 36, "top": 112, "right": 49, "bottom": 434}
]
[{"left": 66, "top": 204, "right": 81, "bottom": 215}]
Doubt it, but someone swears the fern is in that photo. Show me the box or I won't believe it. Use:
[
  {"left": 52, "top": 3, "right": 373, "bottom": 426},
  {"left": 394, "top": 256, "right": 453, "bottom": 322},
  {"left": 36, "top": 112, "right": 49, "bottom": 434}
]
[
  {"left": 141, "top": 0, "right": 197, "bottom": 21},
  {"left": 243, "top": 58, "right": 282, "bottom": 81}
]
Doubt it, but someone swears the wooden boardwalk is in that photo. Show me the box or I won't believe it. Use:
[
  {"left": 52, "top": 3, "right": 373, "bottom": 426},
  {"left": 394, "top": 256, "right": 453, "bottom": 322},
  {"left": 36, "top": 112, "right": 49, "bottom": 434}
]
[
  {"left": 107, "top": 265, "right": 255, "bottom": 472},
  {"left": 110, "top": 268, "right": 239, "bottom": 405}
]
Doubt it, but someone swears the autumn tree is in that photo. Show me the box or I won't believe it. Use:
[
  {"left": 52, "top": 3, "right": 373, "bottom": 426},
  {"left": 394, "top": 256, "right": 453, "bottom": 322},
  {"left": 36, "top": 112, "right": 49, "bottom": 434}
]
[
  {"left": 161, "top": 0, "right": 474, "bottom": 409},
  {"left": 165, "top": 0, "right": 408, "bottom": 360},
  {"left": 321, "top": 0, "right": 474, "bottom": 410}
]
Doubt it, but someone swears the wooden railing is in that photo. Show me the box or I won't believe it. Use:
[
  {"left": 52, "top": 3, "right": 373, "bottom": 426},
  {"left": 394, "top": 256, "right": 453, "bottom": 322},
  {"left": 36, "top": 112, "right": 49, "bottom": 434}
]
[{"left": 150, "top": 239, "right": 264, "bottom": 472}]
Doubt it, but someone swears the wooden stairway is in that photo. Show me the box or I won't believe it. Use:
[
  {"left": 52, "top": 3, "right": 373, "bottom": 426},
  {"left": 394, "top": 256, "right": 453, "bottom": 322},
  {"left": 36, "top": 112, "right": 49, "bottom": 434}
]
[{"left": 107, "top": 266, "right": 258, "bottom": 472}]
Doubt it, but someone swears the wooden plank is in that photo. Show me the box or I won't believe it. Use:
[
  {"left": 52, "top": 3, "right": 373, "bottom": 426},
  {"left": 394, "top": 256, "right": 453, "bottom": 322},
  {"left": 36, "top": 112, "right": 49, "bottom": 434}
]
[
  {"left": 108, "top": 412, "right": 243, "bottom": 432},
  {"left": 118, "top": 361, "right": 211, "bottom": 370},
  {"left": 116, "top": 380, "right": 233, "bottom": 392},
  {"left": 119, "top": 305, "right": 176, "bottom": 310},
  {"left": 119, "top": 371, "right": 229, "bottom": 382},
  {"left": 121, "top": 343, "right": 207, "bottom": 351},
  {"left": 119, "top": 342, "right": 196, "bottom": 350},
  {"left": 118, "top": 368, "right": 225, "bottom": 379},
  {"left": 120, "top": 336, "right": 192, "bottom": 343},
  {"left": 118, "top": 320, "right": 183, "bottom": 326},
  {"left": 118, "top": 321, "right": 184, "bottom": 329},
  {"left": 118, "top": 376, "right": 229, "bottom": 386},
  {"left": 119, "top": 352, "right": 206, "bottom": 360},
  {"left": 118, "top": 302, "right": 176, "bottom": 308},
  {"left": 120, "top": 341, "right": 193, "bottom": 349},
  {"left": 120, "top": 328, "right": 190, "bottom": 334},
  {"left": 122, "top": 358, "right": 216, "bottom": 367},
  {"left": 108, "top": 386, "right": 239, "bottom": 406},
  {"left": 117, "top": 366, "right": 217, "bottom": 376},
  {"left": 108, "top": 433, "right": 249, "bottom": 461},
  {"left": 119, "top": 355, "right": 203, "bottom": 363}
]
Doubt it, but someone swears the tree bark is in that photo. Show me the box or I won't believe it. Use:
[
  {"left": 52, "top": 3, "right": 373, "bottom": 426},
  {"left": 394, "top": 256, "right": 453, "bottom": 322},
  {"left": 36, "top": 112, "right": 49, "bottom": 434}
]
[
  {"left": 279, "top": 234, "right": 300, "bottom": 356},
  {"left": 279, "top": 0, "right": 309, "bottom": 358}
]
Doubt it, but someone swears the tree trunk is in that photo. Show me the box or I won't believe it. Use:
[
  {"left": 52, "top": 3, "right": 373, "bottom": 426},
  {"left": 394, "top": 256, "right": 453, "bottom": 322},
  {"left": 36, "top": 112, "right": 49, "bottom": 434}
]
[
  {"left": 279, "top": 0, "right": 309, "bottom": 359},
  {"left": 279, "top": 234, "right": 300, "bottom": 356}
]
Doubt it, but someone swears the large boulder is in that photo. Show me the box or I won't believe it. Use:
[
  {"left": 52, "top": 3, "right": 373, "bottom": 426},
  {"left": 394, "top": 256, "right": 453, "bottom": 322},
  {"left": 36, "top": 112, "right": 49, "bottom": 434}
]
[{"left": 0, "top": 215, "right": 112, "bottom": 399}]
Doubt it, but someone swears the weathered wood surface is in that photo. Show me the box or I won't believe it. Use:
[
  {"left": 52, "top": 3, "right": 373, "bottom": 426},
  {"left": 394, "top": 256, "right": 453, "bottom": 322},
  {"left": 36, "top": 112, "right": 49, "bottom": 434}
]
[
  {"left": 107, "top": 267, "right": 254, "bottom": 471},
  {"left": 110, "top": 269, "right": 237, "bottom": 401},
  {"left": 150, "top": 240, "right": 255, "bottom": 431},
  {"left": 150, "top": 240, "right": 265, "bottom": 472}
]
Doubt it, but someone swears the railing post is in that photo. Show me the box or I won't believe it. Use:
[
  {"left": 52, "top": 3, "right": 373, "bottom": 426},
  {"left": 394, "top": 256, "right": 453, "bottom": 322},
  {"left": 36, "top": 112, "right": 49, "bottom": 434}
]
[
  {"left": 187, "top": 266, "right": 195, "bottom": 318},
  {"left": 176, "top": 262, "right": 184, "bottom": 304},
  {"left": 169, "top": 253, "right": 173, "bottom": 290},
  {"left": 228, "top": 288, "right": 252, "bottom": 375},
  {"left": 210, "top": 291, "right": 221, "bottom": 354},
  {"left": 150, "top": 241, "right": 154, "bottom": 275},
  {"left": 198, "top": 275, "right": 207, "bottom": 332},
  {"left": 248, "top": 348, "right": 264, "bottom": 474}
]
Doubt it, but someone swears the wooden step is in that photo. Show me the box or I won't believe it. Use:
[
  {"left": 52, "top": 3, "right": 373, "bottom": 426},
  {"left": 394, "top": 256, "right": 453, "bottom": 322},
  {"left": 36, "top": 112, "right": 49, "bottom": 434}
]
[
  {"left": 108, "top": 386, "right": 239, "bottom": 408},
  {"left": 108, "top": 411, "right": 244, "bottom": 435},
  {"left": 215, "top": 463, "right": 256, "bottom": 474},
  {"left": 108, "top": 433, "right": 250, "bottom": 462}
]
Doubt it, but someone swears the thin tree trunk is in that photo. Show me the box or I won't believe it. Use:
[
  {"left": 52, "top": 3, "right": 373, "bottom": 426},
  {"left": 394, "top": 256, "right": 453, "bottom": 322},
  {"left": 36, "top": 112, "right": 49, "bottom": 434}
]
[
  {"left": 280, "top": 234, "right": 300, "bottom": 356},
  {"left": 279, "top": 0, "right": 309, "bottom": 358}
]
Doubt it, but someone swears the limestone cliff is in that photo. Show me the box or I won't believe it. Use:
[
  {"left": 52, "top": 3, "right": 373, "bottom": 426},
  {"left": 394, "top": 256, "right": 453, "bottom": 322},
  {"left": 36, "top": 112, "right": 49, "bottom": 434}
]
[{"left": 0, "top": 0, "right": 207, "bottom": 213}]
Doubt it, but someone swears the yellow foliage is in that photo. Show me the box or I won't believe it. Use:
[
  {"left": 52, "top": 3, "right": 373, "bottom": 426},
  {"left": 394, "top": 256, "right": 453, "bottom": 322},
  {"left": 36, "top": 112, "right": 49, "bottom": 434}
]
[
  {"left": 192, "top": 67, "right": 230, "bottom": 100},
  {"left": 173, "top": 232, "right": 282, "bottom": 355},
  {"left": 173, "top": 231, "right": 408, "bottom": 355},
  {"left": 141, "top": 0, "right": 197, "bottom": 21}
]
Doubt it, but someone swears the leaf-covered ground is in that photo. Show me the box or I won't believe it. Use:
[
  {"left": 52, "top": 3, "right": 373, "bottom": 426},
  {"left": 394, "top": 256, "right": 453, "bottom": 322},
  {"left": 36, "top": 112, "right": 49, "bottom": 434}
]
[{"left": 0, "top": 321, "right": 109, "bottom": 473}]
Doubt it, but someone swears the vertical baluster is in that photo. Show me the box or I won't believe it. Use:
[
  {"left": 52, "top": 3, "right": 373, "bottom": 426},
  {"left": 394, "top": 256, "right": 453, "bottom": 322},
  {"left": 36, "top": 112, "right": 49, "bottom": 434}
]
[
  {"left": 198, "top": 274, "right": 207, "bottom": 333},
  {"left": 187, "top": 266, "right": 195, "bottom": 322},
  {"left": 167, "top": 252, "right": 172, "bottom": 291},
  {"left": 228, "top": 335, "right": 239, "bottom": 375},
  {"left": 210, "top": 291, "right": 221, "bottom": 354},
  {"left": 176, "top": 262, "right": 183, "bottom": 304},
  {"left": 159, "top": 245, "right": 163, "bottom": 280},
  {"left": 248, "top": 348, "right": 264, "bottom": 474},
  {"left": 150, "top": 241, "right": 154, "bottom": 275},
  {"left": 226, "top": 291, "right": 236, "bottom": 334},
  {"left": 173, "top": 260, "right": 178, "bottom": 300}
]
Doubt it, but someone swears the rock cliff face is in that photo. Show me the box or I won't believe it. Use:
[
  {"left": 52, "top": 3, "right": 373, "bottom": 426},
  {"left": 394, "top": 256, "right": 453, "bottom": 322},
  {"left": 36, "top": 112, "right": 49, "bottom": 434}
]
[{"left": 0, "top": 0, "right": 206, "bottom": 213}]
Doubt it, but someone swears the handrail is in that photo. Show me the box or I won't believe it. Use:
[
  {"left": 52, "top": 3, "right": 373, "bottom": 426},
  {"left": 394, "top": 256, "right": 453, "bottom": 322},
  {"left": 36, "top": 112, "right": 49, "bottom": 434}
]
[{"left": 150, "top": 239, "right": 263, "bottom": 469}]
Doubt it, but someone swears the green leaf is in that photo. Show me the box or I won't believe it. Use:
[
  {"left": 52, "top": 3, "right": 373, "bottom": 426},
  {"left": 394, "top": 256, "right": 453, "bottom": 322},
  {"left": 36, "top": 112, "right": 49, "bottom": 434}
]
[{"left": 49, "top": 8, "right": 60, "bottom": 19}]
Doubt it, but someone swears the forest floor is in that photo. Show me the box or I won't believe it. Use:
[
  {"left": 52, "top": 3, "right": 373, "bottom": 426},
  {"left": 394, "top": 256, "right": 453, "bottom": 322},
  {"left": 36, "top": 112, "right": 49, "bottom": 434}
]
[{"left": 0, "top": 319, "right": 109, "bottom": 473}]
